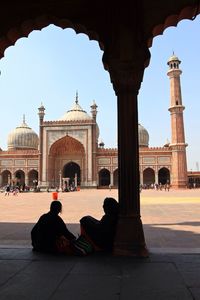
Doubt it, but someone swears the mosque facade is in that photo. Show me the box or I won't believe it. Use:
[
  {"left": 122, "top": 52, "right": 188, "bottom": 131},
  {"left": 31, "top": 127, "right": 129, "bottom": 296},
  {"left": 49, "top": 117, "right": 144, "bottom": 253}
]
[{"left": 0, "top": 55, "right": 191, "bottom": 189}]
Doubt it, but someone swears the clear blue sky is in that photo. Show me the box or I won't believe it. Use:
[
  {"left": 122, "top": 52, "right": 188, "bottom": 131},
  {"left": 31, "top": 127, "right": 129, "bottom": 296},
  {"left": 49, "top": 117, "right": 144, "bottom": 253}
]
[{"left": 0, "top": 16, "right": 200, "bottom": 171}]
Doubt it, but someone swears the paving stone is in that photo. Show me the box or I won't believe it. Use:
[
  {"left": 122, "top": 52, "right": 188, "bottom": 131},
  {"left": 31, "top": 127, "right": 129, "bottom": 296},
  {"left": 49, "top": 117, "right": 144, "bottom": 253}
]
[
  {"left": 176, "top": 263, "right": 200, "bottom": 287},
  {"left": 50, "top": 274, "right": 121, "bottom": 300},
  {"left": 121, "top": 262, "right": 193, "bottom": 300},
  {"left": 190, "top": 288, "right": 200, "bottom": 300},
  {"left": 0, "top": 260, "right": 30, "bottom": 286},
  {"left": 0, "top": 260, "right": 76, "bottom": 300}
]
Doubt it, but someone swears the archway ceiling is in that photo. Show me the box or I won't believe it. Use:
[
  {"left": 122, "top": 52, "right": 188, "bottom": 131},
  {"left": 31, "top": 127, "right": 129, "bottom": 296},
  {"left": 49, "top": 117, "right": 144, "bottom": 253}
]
[
  {"left": 49, "top": 135, "right": 85, "bottom": 156},
  {"left": 0, "top": 1, "right": 198, "bottom": 58}
]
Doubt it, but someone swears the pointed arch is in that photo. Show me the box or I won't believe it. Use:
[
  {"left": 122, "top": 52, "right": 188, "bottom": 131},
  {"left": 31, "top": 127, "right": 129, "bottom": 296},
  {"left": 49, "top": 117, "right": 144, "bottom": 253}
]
[
  {"left": 143, "top": 168, "right": 155, "bottom": 185},
  {"left": 0, "top": 14, "right": 103, "bottom": 59},
  {"left": 158, "top": 167, "right": 170, "bottom": 185},
  {"left": 63, "top": 162, "right": 81, "bottom": 186},
  {"left": 1, "top": 170, "right": 12, "bottom": 186},
  {"left": 28, "top": 169, "right": 38, "bottom": 187},
  {"left": 49, "top": 135, "right": 85, "bottom": 156},
  {"left": 99, "top": 168, "right": 110, "bottom": 187},
  {"left": 14, "top": 170, "right": 25, "bottom": 187}
]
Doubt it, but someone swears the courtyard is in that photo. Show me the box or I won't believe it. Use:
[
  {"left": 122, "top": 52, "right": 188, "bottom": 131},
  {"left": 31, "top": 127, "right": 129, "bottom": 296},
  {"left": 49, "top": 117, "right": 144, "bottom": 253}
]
[{"left": 0, "top": 188, "right": 199, "bottom": 252}]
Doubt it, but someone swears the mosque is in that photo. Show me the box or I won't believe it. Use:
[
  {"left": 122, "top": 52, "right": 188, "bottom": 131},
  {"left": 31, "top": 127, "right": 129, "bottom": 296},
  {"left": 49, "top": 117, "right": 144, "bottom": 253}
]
[{"left": 0, "top": 55, "right": 194, "bottom": 189}]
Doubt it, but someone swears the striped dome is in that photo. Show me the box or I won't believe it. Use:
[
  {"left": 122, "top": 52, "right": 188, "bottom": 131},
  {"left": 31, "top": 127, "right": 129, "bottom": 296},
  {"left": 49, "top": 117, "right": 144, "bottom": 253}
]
[
  {"left": 138, "top": 123, "right": 149, "bottom": 147},
  {"left": 7, "top": 116, "right": 39, "bottom": 150}
]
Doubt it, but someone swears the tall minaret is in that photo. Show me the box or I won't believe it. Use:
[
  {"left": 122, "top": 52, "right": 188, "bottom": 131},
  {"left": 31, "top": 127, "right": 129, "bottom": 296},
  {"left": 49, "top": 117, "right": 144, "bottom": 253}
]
[
  {"left": 90, "top": 100, "right": 98, "bottom": 186},
  {"left": 167, "top": 54, "right": 188, "bottom": 188},
  {"left": 38, "top": 103, "right": 45, "bottom": 186}
]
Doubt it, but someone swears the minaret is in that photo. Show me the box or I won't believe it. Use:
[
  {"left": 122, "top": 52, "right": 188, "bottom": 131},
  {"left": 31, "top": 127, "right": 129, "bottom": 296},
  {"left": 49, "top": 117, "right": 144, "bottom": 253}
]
[
  {"left": 167, "top": 54, "right": 188, "bottom": 188},
  {"left": 90, "top": 100, "right": 98, "bottom": 186},
  {"left": 38, "top": 103, "right": 45, "bottom": 186},
  {"left": 90, "top": 100, "right": 98, "bottom": 121}
]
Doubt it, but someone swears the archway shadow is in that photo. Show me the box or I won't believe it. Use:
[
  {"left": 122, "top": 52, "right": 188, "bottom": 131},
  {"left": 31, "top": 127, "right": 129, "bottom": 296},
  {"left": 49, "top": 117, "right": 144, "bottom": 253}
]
[{"left": 0, "top": 222, "right": 200, "bottom": 250}]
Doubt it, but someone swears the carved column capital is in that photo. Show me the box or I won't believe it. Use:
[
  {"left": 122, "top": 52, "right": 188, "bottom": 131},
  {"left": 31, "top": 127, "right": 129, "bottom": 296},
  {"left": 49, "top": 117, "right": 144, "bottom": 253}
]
[{"left": 103, "top": 47, "right": 150, "bottom": 95}]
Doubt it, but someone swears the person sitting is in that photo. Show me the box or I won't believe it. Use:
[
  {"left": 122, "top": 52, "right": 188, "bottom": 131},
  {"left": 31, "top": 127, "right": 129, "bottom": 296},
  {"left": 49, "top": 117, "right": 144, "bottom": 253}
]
[
  {"left": 31, "top": 200, "right": 76, "bottom": 254},
  {"left": 80, "top": 197, "right": 119, "bottom": 252}
]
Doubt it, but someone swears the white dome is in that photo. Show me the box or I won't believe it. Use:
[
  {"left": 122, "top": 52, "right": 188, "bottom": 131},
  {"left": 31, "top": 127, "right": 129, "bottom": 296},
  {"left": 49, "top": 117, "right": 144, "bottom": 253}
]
[
  {"left": 138, "top": 123, "right": 149, "bottom": 147},
  {"left": 59, "top": 97, "right": 92, "bottom": 122},
  {"left": 7, "top": 117, "right": 39, "bottom": 150}
]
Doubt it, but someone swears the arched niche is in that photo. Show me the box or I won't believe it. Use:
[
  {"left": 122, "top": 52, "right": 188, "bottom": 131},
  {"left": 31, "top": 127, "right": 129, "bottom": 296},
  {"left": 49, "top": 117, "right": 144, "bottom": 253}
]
[
  {"left": 99, "top": 168, "right": 110, "bottom": 187},
  {"left": 158, "top": 167, "right": 170, "bottom": 185},
  {"left": 1, "top": 170, "right": 12, "bottom": 186},
  {"left": 143, "top": 168, "right": 155, "bottom": 185}
]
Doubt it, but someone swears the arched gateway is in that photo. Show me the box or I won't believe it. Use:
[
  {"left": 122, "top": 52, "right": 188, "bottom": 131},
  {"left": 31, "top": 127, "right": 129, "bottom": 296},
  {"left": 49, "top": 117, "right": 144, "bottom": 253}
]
[
  {"left": 63, "top": 162, "right": 81, "bottom": 186},
  {"left": 48, "top": 135, "right": 85, "bottom": 188}
]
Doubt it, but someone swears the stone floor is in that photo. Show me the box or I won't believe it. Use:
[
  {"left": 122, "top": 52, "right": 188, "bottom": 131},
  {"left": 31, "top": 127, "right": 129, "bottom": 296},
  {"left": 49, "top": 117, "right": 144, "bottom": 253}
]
[
  {"left": 0, "top": 249, "right": 199, "bottom": 299},
  {"left": 0, "top": 189, "right": 200, "bottom": 299}
]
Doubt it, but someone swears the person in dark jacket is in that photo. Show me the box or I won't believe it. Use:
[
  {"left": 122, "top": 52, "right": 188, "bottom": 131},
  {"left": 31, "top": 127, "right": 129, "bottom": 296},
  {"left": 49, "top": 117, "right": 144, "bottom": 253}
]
[
  {"left": 80, "top": 197, "right": 119, "bottom": 252},
  {"left": 31, "top": 200, "right": 76, "bottom": 253}
]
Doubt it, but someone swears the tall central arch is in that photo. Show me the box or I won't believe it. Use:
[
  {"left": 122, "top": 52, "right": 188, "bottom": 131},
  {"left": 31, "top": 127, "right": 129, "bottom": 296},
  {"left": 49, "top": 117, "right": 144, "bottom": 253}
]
[{"left": 48, "top": 135, "right": 85, "bottom": 187}]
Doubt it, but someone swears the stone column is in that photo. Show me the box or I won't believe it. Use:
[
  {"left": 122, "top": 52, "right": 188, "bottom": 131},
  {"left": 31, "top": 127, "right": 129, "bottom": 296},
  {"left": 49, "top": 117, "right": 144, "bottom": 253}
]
[
  {"left": 114, "top": 77, "right": 148, "bottom": 256},
  {"left": 59, "top": 170, "right": 62, "bottom": 192},
  {"left": 110, "top": 172, "right": 114, "bottom": 186},
  {"left": 0, "top": 174, "right": 2, "bottom": 187},
  {"left": 140, "top": 170, "right": 143, "bottom": 186},
  {"left": 155, "top": 171, "right": 159, "bottom": 185},
  {"left": 103, "top": 59, "right": 149, "bottom": 256},
  {"left": 25, "top": 173, "right": 28, "bottom": 186},
  {"left": 102, "top": 1, "right": 150, "bottom": 256}
]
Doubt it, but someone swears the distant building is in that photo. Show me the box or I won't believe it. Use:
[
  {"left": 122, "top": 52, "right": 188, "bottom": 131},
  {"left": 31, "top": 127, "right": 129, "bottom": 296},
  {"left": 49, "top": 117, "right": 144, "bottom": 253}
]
[{"left": 0, "top": 55, "right": 192, "bottom": 189}]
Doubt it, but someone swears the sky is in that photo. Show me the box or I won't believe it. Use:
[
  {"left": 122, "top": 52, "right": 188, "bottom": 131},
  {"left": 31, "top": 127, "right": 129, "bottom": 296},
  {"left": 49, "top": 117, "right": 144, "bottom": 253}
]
[{"left": 0, "top": 16, "right": 200, "bottom": 171}]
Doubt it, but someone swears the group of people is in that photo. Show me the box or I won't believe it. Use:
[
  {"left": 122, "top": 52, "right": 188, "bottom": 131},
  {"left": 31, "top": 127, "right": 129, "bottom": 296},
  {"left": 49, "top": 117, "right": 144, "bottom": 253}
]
[
  {"left": 4, "top": 185, "right": 20, "bottom": 196},
  {"left": 31, "top": 197, "right": 119, "bottom": 256}
]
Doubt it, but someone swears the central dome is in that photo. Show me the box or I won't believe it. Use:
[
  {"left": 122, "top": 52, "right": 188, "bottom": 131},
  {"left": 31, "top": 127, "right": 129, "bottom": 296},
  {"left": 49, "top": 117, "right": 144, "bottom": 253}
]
[
  {"left": 59, "top": 94, "right": 92, "bottom": 122},
  {"left": 7, "top": 116, "right": 39, "bottom": 150}
]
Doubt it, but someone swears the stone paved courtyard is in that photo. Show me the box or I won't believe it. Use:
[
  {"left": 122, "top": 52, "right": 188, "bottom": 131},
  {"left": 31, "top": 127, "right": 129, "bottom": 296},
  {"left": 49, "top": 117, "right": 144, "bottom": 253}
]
[
  {"left": 0, "top": 189, "right": 200, "bottom": 299},
  {"left": 0, "top": 188, "right": 200, "bottom": 252}
]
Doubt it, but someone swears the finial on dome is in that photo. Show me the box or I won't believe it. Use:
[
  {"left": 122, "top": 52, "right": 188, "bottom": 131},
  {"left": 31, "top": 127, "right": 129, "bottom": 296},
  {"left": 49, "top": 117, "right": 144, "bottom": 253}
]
[
  {"left": 75, "top": 91, "right": 78, "bottom": 104},
  {"left": 23, "top": 114, "right": 26, "bottom": 124}
]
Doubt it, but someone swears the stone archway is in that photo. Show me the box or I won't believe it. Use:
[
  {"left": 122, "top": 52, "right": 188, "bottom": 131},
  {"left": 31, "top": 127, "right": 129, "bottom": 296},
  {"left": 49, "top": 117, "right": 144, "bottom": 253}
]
[
  {"left": 49, "top": 135, "right": 85, "bottom": 187},
  {"left": 1, "top": 170, "right": 12, "bottom": 187},
  {"left": 158, "top": 167, "right": 170, "bottom": 185},
  {"left": 28, "top": 170, "right": 38, "bottom": 187},
  {"left": 14, "top": 170, "right": 25, "bottom": 187},
  {"left": 63, "top": 162, "right": 81, "bottom": 186},
  {"left": 143, "top": 168, "right": 155, "bottom": 186},
  {"left": 99, "top": 168, "right": 110, "bottom": 186}
]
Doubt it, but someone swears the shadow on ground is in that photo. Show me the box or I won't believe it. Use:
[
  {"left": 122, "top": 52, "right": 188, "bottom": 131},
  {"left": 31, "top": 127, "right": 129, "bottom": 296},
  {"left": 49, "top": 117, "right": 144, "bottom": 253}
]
[{"left": 0, "top": 222, "right": 199, "bottom": 250}]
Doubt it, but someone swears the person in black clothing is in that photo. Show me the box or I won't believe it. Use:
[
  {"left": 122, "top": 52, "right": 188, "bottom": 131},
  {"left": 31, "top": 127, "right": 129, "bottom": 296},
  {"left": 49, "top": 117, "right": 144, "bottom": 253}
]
[
  {"left": 80, "top": 197, "right": 119, "bottom": 252},
  {"left": 31, "top": 200, "right": 76, "bottom": 254}
]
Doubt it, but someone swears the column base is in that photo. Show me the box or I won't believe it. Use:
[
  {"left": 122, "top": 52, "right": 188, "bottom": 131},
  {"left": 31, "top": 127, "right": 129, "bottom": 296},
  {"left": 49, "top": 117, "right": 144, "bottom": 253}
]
[{"left": 113, "top": 215, "right": 149, "bottom": 257}]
